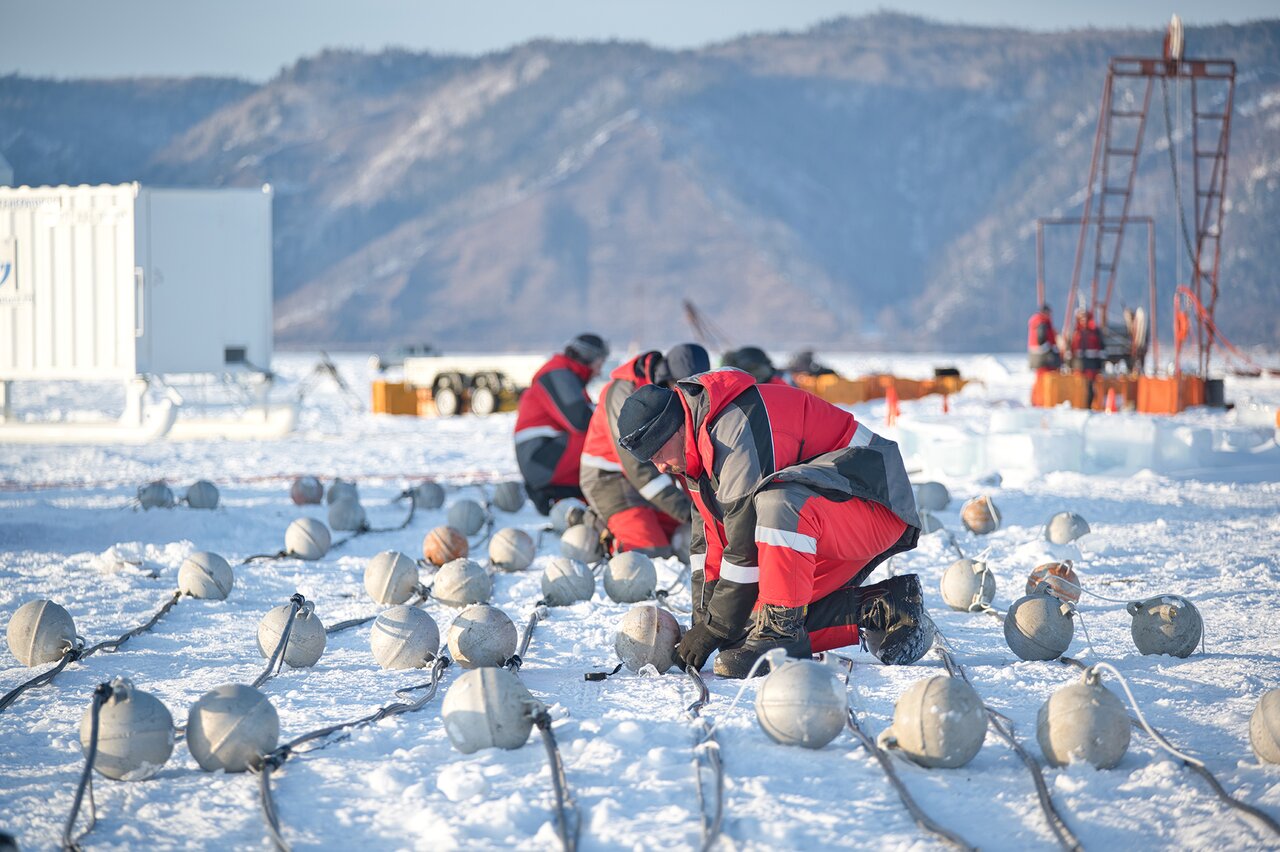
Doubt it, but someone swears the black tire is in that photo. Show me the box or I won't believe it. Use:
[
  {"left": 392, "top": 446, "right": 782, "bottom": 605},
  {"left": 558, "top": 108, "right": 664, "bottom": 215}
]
[{"left": 470, "top": 385, "right": 497, "bottom": 416}]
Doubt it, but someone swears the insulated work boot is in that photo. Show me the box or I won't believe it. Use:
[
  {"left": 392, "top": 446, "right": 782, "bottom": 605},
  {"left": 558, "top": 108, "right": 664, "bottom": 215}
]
[
  {"left": 713, "top": 604, "right": 812, "bottom": 679},
  {"left": 857, "top": 573, "right": 936, "bottom": 666}
]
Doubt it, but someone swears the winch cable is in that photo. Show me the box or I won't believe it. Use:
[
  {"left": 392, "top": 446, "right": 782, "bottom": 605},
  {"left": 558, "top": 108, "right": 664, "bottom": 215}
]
[
  {"left": 825, "top": 654, "right": 973, "bottom": 850},
  {"left": 493, "top": 600, "right": 580, "bottom": 852},
  {"left": 843, "top": 704, "right": 974, "bottom": 851},
  {"left": 60, "top": 682, "right": 112, "bottom": 852},
  {"left": 325, "top": 585, "right": 432, "bottom": 635},
  {"left": 252, "top": 594, "right": 306, "bottom": 689},
  {"left": 532, "top": 706, "right": 580, "bottom": 852},
  {"left": 0, "top": 591, "right": 186, "bottom": 713},
  {"left": 682, "top": 665, "right": 725, "bottom": 852},
  {"left": 931, "top": 634, "right": 1082, "bottom": 851},
  {"left": 1056, "top": 657, "right": 1280, "bottom": 839},
  {"left": 504, "top": 603, "right": 548, "bottom": 674},
  {"left": 254, "top": 655, "right": 452, "bottom": 852}
]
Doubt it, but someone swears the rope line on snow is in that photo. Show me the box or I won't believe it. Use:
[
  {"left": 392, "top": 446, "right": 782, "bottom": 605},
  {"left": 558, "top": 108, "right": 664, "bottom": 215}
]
[
  {"left": 254, "top": 655, "right": 452, "bottom": 851},
  {"left": 683, "top": 666, "right": 725, "bottom": 852},
  {"left": 533, "top": 708, "right": 580, "bottom": 852},
  {"left": 932, "top": 637, "right": 1082, "bottom": 851},
  {"left": 1058, "top": 657, "right": 1280, "bottom": 839},
  {"left": 844, "top": 707, "right": 974, "bottom": 851},
  {"left": 325, "top": 589, "right": 430, "bottom": 635},
  {"left": 505, "top": 604, "right": 548, "bottom": 673},
  {"left": 1, "top": 592, "right": 185, "bottom": 713}
]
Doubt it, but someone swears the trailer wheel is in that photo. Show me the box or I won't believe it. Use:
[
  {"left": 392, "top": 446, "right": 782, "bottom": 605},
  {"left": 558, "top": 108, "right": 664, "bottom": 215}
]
[
  {"left": 434, "top": 386, "right": 461, "bottom": 417},
  {"left": 470, "top": 386, "right": 497, "bottom": 416}
]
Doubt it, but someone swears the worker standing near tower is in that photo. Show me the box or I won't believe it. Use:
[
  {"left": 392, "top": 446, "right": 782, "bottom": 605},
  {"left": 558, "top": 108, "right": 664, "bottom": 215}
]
[
  {"left": 1070, "top": 310, "right": 1104, "bottom": 409},
  {"left": 1027, "top": 303, "right": 1061, "bottom": 406}
]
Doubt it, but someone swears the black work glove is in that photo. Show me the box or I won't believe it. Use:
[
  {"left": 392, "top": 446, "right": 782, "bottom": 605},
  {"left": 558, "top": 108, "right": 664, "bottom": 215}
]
[{"left": 676, "top": 622, "right": 724, "bottom": 671}]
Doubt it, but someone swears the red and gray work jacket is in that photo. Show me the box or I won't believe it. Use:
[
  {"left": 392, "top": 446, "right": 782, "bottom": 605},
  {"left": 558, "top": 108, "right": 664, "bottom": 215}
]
[
  {"left": 514, "top": 354, "right": 595, "bottom": 493},
  {"left": 1070, "top": 320, "right": 1105, "bottom": 373},
  {"left": 580, "top": 356, "right": 690, "bottom": 522},
  {"left": 1027, "top": 312, "right": 1061, "bottom": 370},
  {"left": 673, "top": 369, "right": 921, "bottom": 637}
]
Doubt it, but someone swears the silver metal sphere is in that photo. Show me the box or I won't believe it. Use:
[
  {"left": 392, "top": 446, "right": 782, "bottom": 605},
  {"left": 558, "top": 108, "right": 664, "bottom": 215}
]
[
  {"left": 540, "top": 557, "right": 595, "bottom": 607},
  {"left": 940, "top": 558, "right": 995, "bottom": 612},
  {"left": 411, "top": 481, "right": 446, "bottom": 510},
  {"left": 285, "top": 518, "right": 331, "bottom": 560},
  {"left": 364, "top": 551, "right": 420, "bottom": 605},
  {"left": 1004, "top": 593, "right": 1074, "bottom": 661},
  {"left": 614, "top": 605, "right": 682, "bottom": 673},
  {"left": 138, "top": 481, "right": 175, "bottom": 510},
  {"left": 1037, "top": 673, "right": 1130, "bottom": 769},
  {"left": 491, "top": 481, "right": 527, "bottom": 513},
  {"left": 257, "top": 602, "right": 327, "bottom": 668},
  {"left": 447, "top": 604, "right": 517, "bottom": 669},
  {"left": 604, "top": 552, "right": 658, "bottom": 603},
  {"left": 549, "top": 497, "right": 587, "bottom": 533},
  {"left": 80, "top": 677, "right": 175, "bottom": 781},
  {"left": 441, "top": 667, "right": 539, "bottom": 754},
  {"left": 431, "top": 558, "right": 493, "bottom": 608},
  {"left": 1250, "top": 688, "right": 1280, "bottom": 764},
  {"left": 1128, "top": 595, "right": 1202, "bottom": 658},
  {"left": 881, "top": 675, "right": 986, "bottom": 768},
  {"left": 370, "top": 606, "right": 440, "bottom": 670},
  {"left": 7, "top": 599, "right": 77, "bottom": 666},
  {"left": 918, "top": 511, "right": 944, "bottom": 534},
  {"left": 489, "top": 528, "right": 536, "bottom": 573},
  {"left": 326, "top": 478, "right": 359, "bottom": 505},
  {"left": 560, "top": 524, "right": 603, "bottom": 564},
  {"left": 178, "top": 552, "right": 234, "bottom": 600},
  {"left": 915, "top": 481, "right": 951, "bottom": 513},
  {"left": 185, "top": 480, "right": 220, "bottom": 510},
  {"left": 1045, "top": 511, "right": 1090, "bottom": 545},
  {"left": 328, "top": 497, "right": 367, "bottom": 532},
  {"left": 448, "top": 499, "right": 488, "bottom": 536},
  {"left": 186, "top": 683, "right": 279, "bottom": 772},
  {"left": 754, "top": 659, "right": 847, "bottom": 749}
]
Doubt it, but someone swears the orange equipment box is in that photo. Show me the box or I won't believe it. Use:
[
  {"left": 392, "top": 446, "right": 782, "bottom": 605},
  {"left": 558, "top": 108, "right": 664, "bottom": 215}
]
[
  {"left": 1032, "top": 372, "right": 1138, "bottom": 410},
  {"left": 794, "top": 374, "right": 874, "bottom": 405},
  {"left": 372, "top": 380, "right": 419, "bottom": 415},
  {"left": 1137, "top": 375, "right": 1206, "bottom": 414}
]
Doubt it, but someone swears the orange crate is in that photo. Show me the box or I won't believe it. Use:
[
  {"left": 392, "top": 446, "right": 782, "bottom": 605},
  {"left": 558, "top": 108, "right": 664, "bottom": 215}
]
[
  {"left": 372, "top": 380, "right": 419, "bottom": 415},
  {"left": 796, "top": 373, "right": 874, "bottom": 405},
  {"left": 1137, "top": 375, "right": 1206, "bottom": 414}
]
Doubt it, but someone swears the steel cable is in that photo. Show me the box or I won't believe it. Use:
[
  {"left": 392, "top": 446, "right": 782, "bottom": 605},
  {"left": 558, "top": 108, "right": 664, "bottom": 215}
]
[
  {"left": 533, "top": 709, "right": 579, "bottom": 852},
  {"left": 61, "top": 682, "right": 112, "bottom": 851},
  {"left": 683, "top": 666, "right": 724, "bottom": 852}
]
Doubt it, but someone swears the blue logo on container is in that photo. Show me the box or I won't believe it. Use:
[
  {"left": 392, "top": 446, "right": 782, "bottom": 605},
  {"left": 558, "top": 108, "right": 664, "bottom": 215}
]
[{"left": 0, "top": 262, "right": 10, "bottom": 288}]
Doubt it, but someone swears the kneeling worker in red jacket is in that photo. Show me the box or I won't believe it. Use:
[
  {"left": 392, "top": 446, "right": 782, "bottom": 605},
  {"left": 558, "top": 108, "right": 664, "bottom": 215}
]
[
  {"left": 617, "top": 368, "right": 934, "bottom": 678},
  {"left": 580, "top": 343, "right": 710, "bottom": 557}
]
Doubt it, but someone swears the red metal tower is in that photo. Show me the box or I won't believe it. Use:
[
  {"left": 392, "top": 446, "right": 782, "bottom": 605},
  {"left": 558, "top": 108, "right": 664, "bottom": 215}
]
[{"left": 1063, "top": 17, "right": 1235, "bottom": 376}]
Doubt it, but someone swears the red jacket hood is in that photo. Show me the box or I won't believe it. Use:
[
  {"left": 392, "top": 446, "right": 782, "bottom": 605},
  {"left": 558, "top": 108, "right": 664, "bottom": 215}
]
[{"left": 674, "top": 368, "right": 757, "bottom": 478}]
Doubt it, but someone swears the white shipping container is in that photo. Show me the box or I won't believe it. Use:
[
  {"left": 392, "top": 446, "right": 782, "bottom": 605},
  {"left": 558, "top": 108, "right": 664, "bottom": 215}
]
[{"left": 0, "top": 183, "right": 273, "bottom": 381}]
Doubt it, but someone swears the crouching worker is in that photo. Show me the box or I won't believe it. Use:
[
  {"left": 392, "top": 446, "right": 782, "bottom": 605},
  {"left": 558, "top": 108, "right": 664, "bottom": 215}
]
[
  {"left": 514, "top": 333, "right": 609, "bottom": 515},
  {"left": 617, "top": 369, "right": 933, "bottom": 678},
  {"left": 580, "top": 344, "right": 711, "bottom": 557}
]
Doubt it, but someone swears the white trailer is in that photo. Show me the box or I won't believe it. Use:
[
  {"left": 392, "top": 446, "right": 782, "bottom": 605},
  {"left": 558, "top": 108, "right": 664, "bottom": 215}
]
[{"left": 0, "top": 183, "right": 291, "bottom": 441}]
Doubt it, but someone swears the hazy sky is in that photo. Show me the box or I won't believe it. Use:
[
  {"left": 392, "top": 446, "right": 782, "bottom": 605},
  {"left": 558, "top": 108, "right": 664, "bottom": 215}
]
[{"left": 2, "top": 0, "right": 1275, "bottom": 81}]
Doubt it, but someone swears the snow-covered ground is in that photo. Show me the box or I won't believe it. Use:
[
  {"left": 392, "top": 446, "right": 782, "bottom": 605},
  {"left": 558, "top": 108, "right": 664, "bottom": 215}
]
[{"left": 2, "top": 352, "right": 1279, "bottom": 851}]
